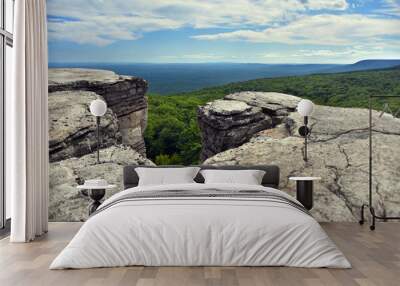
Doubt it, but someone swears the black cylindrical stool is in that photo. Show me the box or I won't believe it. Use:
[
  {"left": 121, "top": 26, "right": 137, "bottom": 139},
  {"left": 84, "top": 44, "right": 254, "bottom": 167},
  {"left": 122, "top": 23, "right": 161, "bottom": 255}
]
[{"left": 289, "top": 177, "right": 321, "bottom": 210}]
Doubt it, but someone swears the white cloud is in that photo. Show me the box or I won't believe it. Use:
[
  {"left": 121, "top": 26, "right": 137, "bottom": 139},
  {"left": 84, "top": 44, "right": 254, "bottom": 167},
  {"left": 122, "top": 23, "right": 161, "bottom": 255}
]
[
  {"left": 290, "top": 46, "right": 384, "bottom": 58},
  {"left": 257, "top": 44, "right": 400, "bottom": 64},
  {"left": 379, "top": 0, "right": 400, "bottom": 16},
  {"left": 47, "top": 0, "right": 351, "bottom": 45},
  {"left": 193, "top": 14, "right": 400, "bottom": 47},
  {"left": 47, "top": 6, "right": 183, "bottom": 46},
  {"left": 305, "top": 0, "right": 348, "bottom": 10}
]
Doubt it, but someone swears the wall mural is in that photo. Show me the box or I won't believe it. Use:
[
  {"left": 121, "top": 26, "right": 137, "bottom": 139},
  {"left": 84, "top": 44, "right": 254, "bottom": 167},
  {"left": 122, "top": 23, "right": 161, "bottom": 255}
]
[{"left": 47, "top": 0, "right": 400, "bottom": 222}]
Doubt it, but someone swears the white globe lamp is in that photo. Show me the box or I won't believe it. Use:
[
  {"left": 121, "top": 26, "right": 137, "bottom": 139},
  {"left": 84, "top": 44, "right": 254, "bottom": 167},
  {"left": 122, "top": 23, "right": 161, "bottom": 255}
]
[
  {"left": 297, "top": 99, "right": 314, "bottom": 117},
  {"left": 297, "top": 99, "right": 314, "bottom": 162},
  {"left": 90, "top": 99, "right": 107, "bottom": 117},
  {"left": 89, "top": 99, "right": 107, "bottom": 164}
]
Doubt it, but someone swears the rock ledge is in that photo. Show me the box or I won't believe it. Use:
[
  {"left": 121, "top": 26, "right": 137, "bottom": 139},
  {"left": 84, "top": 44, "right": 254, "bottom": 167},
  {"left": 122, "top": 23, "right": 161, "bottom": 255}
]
[{"left": 200, "top": 92, "right": 400, "bottom": 222}]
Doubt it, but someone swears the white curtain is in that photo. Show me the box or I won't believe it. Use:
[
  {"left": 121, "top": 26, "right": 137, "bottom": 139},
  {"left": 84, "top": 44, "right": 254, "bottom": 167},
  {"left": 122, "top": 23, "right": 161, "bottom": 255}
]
[{"left": 9, "top": 0, "right": 49, "bottom": 242}]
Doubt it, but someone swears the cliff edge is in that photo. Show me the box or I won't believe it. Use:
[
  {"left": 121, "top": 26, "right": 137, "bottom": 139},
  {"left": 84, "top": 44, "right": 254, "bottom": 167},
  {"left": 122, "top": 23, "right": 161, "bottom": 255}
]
[
  {"left": 48, "top": 68, "right": 153, "bottom": 221},
  {"left": 198, "top": 92, "right": 400, "bottom": 222},
  {"left": 49, "top": 68, "right": 148, "bottom": 161}
]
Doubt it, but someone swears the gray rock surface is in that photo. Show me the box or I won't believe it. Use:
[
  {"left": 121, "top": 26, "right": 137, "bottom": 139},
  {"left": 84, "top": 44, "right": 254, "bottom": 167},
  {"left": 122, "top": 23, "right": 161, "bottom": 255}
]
[
  {"left": 49, "top": 68, "right": 121, "bottom": 85},
  {"left": 225, "top": 91, "right": 301, "bottom": 115},
  {"left": 201, "top": 92, "right": 400, "bottom": 222},
  {"left": 49, "top": 91, "right": 121, "bottom": 162},
  {"left": 49, "top": 145, "right": 154, "bottom": 222},
  {"left": 48, "top": 68, "right": 155, "bottom": 222},
  {"left": 49, "top": 68, "right": 148, "bottom": 156}
]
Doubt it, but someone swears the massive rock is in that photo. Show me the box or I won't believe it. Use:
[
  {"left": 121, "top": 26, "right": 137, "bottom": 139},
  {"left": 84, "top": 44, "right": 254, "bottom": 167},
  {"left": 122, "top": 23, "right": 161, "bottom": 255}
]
[
  {"left": 49, "top": 145, "right": 154, "bottom": 222},
  {"left": 49, "top": 91, "right": 121, "bottom": 162},
  {"left": 48, "top": 69, "right": 155, "bottom": 222},
  {"left": 198, "top": 98, "right": 273, "bottom": 161},
  {"left": 200, "top": 92, "right": 400, "bottom": 222},
  {"left": 49, "top": 68, "right": 148, "bottom": 157}
]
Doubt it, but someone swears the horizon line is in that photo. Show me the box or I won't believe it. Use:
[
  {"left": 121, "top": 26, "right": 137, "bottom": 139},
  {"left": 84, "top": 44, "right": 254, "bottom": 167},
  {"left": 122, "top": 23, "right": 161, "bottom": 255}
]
[{"left": 48, "top": 59, "right": 400, "bottom": 66}]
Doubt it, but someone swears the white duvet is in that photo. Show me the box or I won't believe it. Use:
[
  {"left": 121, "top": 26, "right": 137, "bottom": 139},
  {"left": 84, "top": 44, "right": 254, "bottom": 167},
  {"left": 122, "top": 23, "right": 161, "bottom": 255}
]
[{"left": 50, "top": 183, "right": 351, "bottom": 269}]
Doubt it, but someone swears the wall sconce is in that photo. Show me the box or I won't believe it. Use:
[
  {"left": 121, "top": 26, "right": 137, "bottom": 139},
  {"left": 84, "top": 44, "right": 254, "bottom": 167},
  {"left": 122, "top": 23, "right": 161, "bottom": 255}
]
[
  {"left": 297, "top": 99, "right": 314, "bottom": 162},
  {"left": 89, "top": 99, "right": 107, "bottom": 164}
]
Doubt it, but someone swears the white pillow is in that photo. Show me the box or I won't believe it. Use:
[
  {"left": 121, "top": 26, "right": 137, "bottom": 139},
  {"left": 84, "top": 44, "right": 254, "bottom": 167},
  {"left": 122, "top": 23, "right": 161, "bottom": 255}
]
[
  {"left": 136, "top": 167, "right": 200, "bottom": 186},
  {"left": 200, "top": 169, "right": 266, "bottom": 185}
]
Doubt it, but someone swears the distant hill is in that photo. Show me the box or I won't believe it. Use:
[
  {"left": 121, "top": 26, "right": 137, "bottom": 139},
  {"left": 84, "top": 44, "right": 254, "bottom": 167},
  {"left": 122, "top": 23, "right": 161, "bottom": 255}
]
[
  {"left": 321, "top": 59, "right": 400, "bottom": 73},
  {"left": 168, "top": 64, "right": 400, "bottom": 108},
  {"left": 50, "top": 60, "right": 399, "bottom": 94},
  {"left": 145, "top": 66, "right": 400, "bottom": 164},
  {"left": 49, "top": 62, "right": 342, "bottom": 94}
]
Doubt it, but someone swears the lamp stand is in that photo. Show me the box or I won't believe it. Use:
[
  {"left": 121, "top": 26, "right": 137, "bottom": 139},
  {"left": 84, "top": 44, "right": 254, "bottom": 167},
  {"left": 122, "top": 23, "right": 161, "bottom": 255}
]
[
  {"left": 298, "top": 116, "right": 310, "bottom": 162},
  {"left": 304, "top": 116, "right": 308, "bottom": 162},
  {"left": 96, "top": 116, "right": 100, "bottom": 164}
]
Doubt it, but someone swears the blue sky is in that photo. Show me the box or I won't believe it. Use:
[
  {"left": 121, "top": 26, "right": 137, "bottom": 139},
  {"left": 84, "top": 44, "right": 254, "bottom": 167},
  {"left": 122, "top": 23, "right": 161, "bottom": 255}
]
[{"left": 47, "top": 0, "right": 400, "bottom": 64}]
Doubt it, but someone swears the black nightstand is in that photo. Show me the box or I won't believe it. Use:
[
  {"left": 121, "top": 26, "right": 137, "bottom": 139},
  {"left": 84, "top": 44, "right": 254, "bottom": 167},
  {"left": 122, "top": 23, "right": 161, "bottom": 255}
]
[{"left": 289, "top": 177, "right": 321, "bottom": 210}]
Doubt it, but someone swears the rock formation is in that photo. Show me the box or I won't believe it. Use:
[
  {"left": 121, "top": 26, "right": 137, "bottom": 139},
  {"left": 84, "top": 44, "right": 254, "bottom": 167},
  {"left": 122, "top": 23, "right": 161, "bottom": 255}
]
[
  {"left": 199, "top": 92, "right": 400, "bottom": 222},
  {"left": 48, "top": 68, "right": 153, "bottom": 221},
  {"left": 198, "top": 99, "right": 272, "bottom": 161},
  {"left": 49, "top": 90, "right": 121, "bottom": 162},
  {"left": 49, "top": 68, "right": 148, "bottom": 158},
  {"left": 49, "top": 145, "right": 154, "bottom": 222},
  {"left": 197, "top": 92, "right": 299, "bottom": 160}
]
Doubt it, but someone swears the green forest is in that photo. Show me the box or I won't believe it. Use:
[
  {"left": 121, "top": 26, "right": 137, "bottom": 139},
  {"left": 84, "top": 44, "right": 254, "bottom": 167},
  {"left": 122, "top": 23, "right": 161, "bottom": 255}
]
[{"left": 144, "top": 66, "right": 400, "bottom": 165}]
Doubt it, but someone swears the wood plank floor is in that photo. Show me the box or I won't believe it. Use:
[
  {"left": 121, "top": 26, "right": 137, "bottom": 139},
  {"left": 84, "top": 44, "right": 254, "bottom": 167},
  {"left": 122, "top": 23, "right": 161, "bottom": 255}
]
[{"left": 0, "top": 222, "right": 399, "bottom": 286}]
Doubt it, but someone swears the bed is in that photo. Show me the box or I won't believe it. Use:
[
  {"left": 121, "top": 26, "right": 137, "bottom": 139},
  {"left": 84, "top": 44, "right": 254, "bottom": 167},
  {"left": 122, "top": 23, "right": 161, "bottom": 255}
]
[{"left": 50, "top": 165, "right": 350, "bottom": 269}]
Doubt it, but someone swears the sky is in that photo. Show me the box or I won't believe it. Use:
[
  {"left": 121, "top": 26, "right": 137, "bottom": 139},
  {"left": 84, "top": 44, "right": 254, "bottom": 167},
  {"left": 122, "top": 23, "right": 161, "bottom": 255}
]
[{"left": 47, "top": 0, "right": 400, "bottom": 64}]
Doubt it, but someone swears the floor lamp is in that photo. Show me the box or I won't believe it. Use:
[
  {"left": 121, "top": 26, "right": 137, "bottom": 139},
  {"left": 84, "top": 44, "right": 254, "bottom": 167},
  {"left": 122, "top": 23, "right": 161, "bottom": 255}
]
[
  {"left": 89, "top": 99, "right": 107, "bottom": 164},
  {"left": 297, "top": 99, "right": 315, "bottom": 162}
]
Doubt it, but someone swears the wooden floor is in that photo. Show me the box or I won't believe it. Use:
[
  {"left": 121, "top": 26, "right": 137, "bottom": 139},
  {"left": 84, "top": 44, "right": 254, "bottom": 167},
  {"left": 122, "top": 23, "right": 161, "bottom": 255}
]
[{"left": 0, "top": 222, "right": 399, "bottom": 286}]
